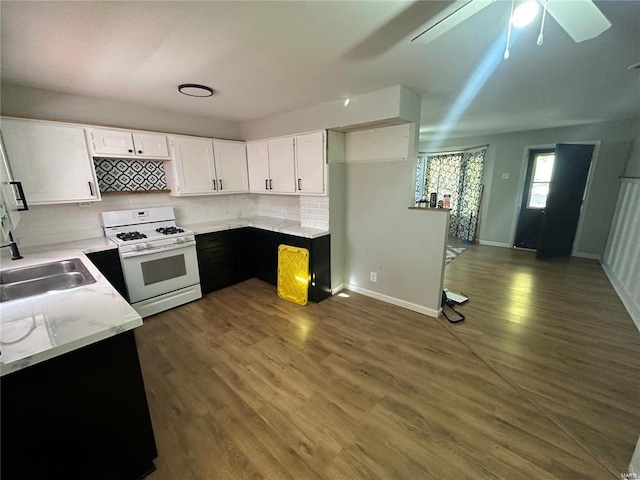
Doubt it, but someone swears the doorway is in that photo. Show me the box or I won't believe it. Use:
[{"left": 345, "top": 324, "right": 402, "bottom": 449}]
[
  {"left": 513, "top": 143, "right": 595, "bottom": 259},
  {"left": 514, "top": 149, "right": 554, "bottom": 249}
]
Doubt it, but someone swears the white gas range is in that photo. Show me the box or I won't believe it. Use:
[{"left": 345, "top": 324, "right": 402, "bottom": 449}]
[{"left": 102, "top": 207, "right": 202, "bottom": 318}]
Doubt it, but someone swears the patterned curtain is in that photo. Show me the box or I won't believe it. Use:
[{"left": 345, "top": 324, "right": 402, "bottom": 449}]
[{"left": 415, "top": 147, "right": 486, "bottom": 242}]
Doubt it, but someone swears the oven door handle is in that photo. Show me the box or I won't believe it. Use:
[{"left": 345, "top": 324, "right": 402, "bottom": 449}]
[{"left": 120, "top": 241, "right": 196, "bottom": 259}]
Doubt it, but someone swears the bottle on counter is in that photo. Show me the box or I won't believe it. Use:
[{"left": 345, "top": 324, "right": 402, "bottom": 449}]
[
  {"left": 429, "top": 192, "right": 438, "bottom": 208},
  {"left": 443, "top": 194, "right": 451, "bottom": 209}
]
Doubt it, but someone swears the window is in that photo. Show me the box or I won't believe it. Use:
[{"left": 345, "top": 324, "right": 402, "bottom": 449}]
[{"left": 527, "top": 153, "right": 554, "bottom": 209}]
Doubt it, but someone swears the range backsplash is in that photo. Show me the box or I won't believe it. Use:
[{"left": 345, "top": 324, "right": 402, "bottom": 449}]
[{"left": 93, "top": 158, "right": 167, "bottom": 192}]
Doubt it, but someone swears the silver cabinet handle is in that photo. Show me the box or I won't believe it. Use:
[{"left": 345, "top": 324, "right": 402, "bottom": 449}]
[
  {"left": 269, "top": 179, "right": 273, "bottom": 190},
  {"left": 137, "top": 150, "right": 143, "bottom": 154},
  {"left": 10, "top": 181, "right": 29, "bottom": 211},
  {"left": 88, "top": 181, "right": 95, "bottom": 197},
  {"left": 212, "top": 179, "right": 217, "bottom": 191},
  {"left": 297, "top": 178, "right": 302, "bottom": 191},
  {"left": 219, "top": 179, "right": 223, "bottom": 190},
  {"left": 265, "top": 179, "right": 269, "bottom": 191}
]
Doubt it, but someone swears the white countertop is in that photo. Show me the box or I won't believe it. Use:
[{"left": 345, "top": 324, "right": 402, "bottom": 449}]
[
  {"left": 0, "top": 247, "right": 142, "bottom": 377},
  {"left": 185, "top": 215, "right": 329, "bottom": 239}
]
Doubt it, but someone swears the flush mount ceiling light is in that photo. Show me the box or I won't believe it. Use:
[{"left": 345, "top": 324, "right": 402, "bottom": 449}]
[
  {"left": 512, "top": 0, "right": 540, "bottom": 28},
  {"left": 178, "top": 84, "right": 214, "bottom": 97}
]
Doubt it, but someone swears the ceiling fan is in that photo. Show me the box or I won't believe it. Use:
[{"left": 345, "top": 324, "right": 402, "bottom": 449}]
[{"left": 411, "top": 0, "right": 612, "bottom": 46}]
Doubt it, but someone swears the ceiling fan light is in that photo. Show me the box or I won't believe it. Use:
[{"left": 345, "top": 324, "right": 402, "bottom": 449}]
[
  {"left": 178, "top": 84, "right": 214, "bottom": 97},
  {"left": 512, "top": 0, "right": 540, "bottom": 28}
]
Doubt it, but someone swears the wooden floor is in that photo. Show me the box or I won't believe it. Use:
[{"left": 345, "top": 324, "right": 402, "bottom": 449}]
[{"left": 136, "top": 243, "right": 640, "bottom": 479}]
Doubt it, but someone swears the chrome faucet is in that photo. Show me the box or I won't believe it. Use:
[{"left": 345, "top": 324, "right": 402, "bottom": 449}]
[{"left": 1, "top": 231, "right": 23, "bottom": 260}]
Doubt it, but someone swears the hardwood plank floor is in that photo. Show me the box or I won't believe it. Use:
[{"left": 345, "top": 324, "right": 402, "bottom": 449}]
[{"left": 136, "top": 244, "right": 639, "bottom": 479}]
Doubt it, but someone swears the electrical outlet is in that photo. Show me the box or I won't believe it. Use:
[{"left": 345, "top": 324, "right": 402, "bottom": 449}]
[
  {"left": 370, "top": 272, "right": 377, "bottom": 282},
  {"left": 502, "top": 173, "right": 510, "bottom": 180}
]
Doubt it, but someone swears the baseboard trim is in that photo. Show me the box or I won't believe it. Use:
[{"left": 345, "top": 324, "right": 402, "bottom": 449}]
[
  {"left": 572, "top": 251, "right": 601, "bottom": 260},
  {"left": 331, "top": 283, "right": 345, "bottom": 294},
  {"left": 478, "top": 240, "right": 512, "bottom": 248},
  {"left": 602, "top": 262, "right": 640, "bottom": 333},
  {"left": 345, "top": 284, "right": 440, "bottom": 318}
]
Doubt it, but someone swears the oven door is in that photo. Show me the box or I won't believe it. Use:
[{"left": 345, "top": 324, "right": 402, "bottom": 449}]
[{"left": 120, "top": 241, "right": 200, "bottom": 304}]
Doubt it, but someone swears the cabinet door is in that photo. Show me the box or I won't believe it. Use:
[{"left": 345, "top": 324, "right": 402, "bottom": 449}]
[
  {"left": 132, "top": 133, "right": 170, "bottom": 158},
  {"left": 170, "top": 136, "right": 216, "bottom": 194},
  {"left": 1, "top": 119, "right": 99, "bottom": 204},
  {"left": 295, "top": 131, "right": 325, "bottom": 194},
  {"left": 268, "top": 137, "right": 296, "bottom": 193},
  {"left": 213, "top": 141, "right": 249, "bottom": 193},
  {"left": 89, "top": 128, "right": 135, "bottom": 156},
  {"left": 246, "top": 141, "right": 271, "bottom": 193}
]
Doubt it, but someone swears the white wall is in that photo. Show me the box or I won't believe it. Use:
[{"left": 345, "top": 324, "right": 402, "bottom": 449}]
[
  {"left": 342, "top": 95, "right": 449, "bottom": 316},
  {"left": 1, "top": 82, "right": 242, "bottom": 140},
  {"left": 421, "top": 117, "right": 639, "bottom": 256},
  {"left": 601, "top": 125, "right": 640, "bottom": 331},
  {"left": 241, "top": 85, "right": 407, "bottom": 141}
]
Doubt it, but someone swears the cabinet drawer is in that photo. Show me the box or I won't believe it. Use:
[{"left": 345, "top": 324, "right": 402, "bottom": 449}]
[{"left": 196, "top": 231, "right": 234, "bottom": 250}]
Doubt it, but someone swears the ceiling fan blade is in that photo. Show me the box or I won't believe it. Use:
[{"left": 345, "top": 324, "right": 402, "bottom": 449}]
[
  {"left": 546, "top": 0, "right": 612, "bottom": 43},
  {"left": 411, "top": 0, "right": 494, "bottom": 45}
]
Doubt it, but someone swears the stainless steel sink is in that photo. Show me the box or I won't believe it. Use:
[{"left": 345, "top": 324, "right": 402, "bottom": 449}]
[
  {"left": 0, "top": 258, "right": 96, "bottom": 302},
  {"left": 0, "top": 258, "right": 88, "bottom": 284}
]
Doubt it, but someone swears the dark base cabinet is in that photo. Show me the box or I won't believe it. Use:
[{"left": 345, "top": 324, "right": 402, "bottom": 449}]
[
  {"left": 197, "top": 228, "right": 331, "bottom": 302},
  {"left": 86, "top": 248, "right": 129, "bottom": 302},
  {"left": 1, "top": 331, "right": 157, "bottom": 480}
]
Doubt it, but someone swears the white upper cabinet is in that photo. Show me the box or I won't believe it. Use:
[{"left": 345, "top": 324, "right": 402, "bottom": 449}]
[
  {"left": 168, "top": 136, "right": 249, "bottom": 196},
  {"left": 247, "top": 133, "right": 326, "bottom": 195},
  {"left": 294, "top": 131, "right": 325, "bottom": 194},
  {"left": 88, "top": 128, "right": 170, "bottom": 159},
  {"left": 1, "top": 118, "right": 100, "bottom": 204},
  {"left": 169, "top": 136, "right": 216, "bottom": 195},
  {"left": 247, "top": 142, "right": 271, "bottom": 193},
  {"left": 268, "top": 137, "right": 296, "bottom": 193},
  {"left": 212, "top": 140, "right": 249, "bottom": 193},
  {"left": 132, "top": 132, "right": 170, "bottom": 158},
  {"left": 247, "top": 137, "right": 296, "bottom": 194}
]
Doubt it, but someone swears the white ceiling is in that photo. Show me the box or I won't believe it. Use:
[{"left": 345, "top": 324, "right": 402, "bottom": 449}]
[{"left": 1, "top": 1, "right": 639, "bottom": 139}]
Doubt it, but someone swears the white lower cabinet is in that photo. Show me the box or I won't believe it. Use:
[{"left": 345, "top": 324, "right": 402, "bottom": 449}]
[
  {"left": 1, "top": 118, "right": 100, "bottom": 204},
  {"left": 168, "top": 136, "right": 248, "bottom": 196},
  {"left": 247, "top": 137, "right": 296, "bottom": 194}
]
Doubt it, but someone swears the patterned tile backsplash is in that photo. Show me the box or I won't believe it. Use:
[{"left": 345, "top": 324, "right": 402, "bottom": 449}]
[{"left": 94, "top": 158, "right": 168, "bottom": 192}]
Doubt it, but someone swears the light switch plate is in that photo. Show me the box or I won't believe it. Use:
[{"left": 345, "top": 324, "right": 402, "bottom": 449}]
[{"left": 502, "top": 173, "right": 510, "bottom": 180}]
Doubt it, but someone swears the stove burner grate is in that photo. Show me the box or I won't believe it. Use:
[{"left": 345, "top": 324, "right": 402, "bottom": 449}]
[
  {"left": 116, "top": 231, "right": 147, "bottom": 241},
  {"left": 156, "top": 227, "right": 185, "bottom": 235}
]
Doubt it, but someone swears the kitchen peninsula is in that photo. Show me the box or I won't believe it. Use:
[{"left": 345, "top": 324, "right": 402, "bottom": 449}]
[{"left": 0, "top": 244, "right": 157, "bottom": 480}]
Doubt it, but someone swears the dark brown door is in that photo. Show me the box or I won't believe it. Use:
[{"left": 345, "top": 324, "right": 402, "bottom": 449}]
[
  {"left": 514, "top": 149, "right": 555, "bottom": 249},
  {"left": 536, "top": 143, "right": 594, "bottom": 260}
]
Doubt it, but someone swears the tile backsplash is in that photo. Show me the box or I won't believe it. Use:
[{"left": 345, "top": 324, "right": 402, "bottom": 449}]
[
  {"left": 14, "top": 193, "right": 258, "bottom": 248},
  {"left": 94, "top": 158, "right": 168, "bottom": 192},
  {"left": 300, "top": 196, "right": 329, "bottom": 230},
  {"left": 256, "top": 195, "right": 301, "bottom": 221},
  {"left": 13, "top": 193, "right": 330, "bottom": 248}
]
